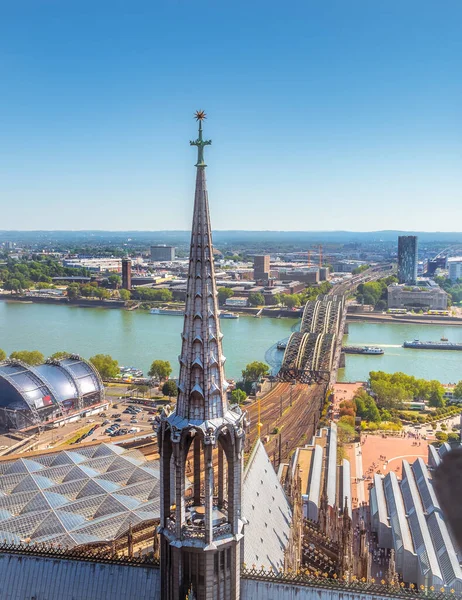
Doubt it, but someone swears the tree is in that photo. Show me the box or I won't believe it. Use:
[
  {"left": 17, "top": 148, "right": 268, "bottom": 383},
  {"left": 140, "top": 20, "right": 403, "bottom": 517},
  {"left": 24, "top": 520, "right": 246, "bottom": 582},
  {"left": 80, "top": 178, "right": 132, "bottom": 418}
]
[
  {"left": 4, "top": 278, "right": 22, "bottom": 293},
  {"left": 50, "top": 351, "right": 70, "bottom": 360},
  {"left": 453, "top": 381, "right": 462, "bottom": 400},
  {"left": 218, "top": 287, "right": 234, "bottom": 305},
  {"left": 230, "top": 389, "right": 247, "bottom": 405},
  {"left": 427, "top": 380, "right": 445, "bottom": 408},
  {"left": 148, "top": 360, "right": 172, "bottom": 381},
  {"left": 375, "top": 299, "right": 387, "bottom": 311},
  {"left": 162, "top": 380, "right": 178, "bottom": 399},
  {"left": 94, "top": 287, "right": 111, "bottom": 300},
  {"left": 9, "top": 350, "right": 44, "bottom": 366},
  {"left": 282, "top": 294, "right": 301, "bottom": 309},
  {"left": 67, "top": 283, "right": 80, "bottom": 299},
  {"left": 242, "top": 361, "right": 270, "bottom": 382},
  {"left": 248, "top": 292, "right": 265, "bottom": 307},
  {"left": 435, "top": 431, "right": 448, "bottom": 442},
  {"left": 447, "top": 432, "right": 460, "bottom": 443},
  {"left": 0, "top": 348, "right": 6, "bottom": 361},
  {"left": 135, "top": 288, "right": 173, "bottom": 302},
  {"left": 119, "top": 289, "right": 131, "bottom": 301},
  {"left": 89, "top": 354, "right": 119, "bottom": 379},
  {"left": 108, "top": 274, "right": 121, "bottom": 289}
]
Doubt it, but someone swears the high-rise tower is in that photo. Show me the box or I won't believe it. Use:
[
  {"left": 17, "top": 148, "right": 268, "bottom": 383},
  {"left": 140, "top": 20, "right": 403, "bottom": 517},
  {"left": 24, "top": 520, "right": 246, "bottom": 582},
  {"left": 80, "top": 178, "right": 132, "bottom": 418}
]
[
  {"left": 158, "top": 112, "right": 247, "bottom": 600},
  {"left": 397, "top": 235, "right": 418, "bottom": 285}
]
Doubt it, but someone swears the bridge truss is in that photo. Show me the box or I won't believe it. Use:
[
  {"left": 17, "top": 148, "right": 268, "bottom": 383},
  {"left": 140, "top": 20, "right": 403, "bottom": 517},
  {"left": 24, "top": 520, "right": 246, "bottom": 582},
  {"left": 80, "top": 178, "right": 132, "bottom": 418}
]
[{"left": 279, "top": 295, "right": 345, "bottom": 383}]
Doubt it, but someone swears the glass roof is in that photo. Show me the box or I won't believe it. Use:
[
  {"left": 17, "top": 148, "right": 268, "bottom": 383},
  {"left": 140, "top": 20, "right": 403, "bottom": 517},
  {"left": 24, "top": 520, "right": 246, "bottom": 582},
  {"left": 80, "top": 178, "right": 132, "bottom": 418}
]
[{"left": 0, "top": 444, "right": 160, "bottom": 547}]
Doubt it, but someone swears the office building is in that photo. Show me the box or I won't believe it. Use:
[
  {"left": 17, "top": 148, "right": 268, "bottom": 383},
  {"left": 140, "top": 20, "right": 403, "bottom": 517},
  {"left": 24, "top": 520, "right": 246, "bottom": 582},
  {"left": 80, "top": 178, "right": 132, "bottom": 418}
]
[
  {"left": 150, "top": 245, "right": 175, "bottom": 261},
  {"left": 448, "top": 257, "right": 462, "bottom": 281},
  {"left": 253, "top": 254, "right": 270, "bottom": 281},
  {"left": 387, "top": 281, "right": 448, "bottom": 310},
  {"left": 397, "top": 235, "right": 418, "bottom": 284},
  {"left": 427, "top": 256, "right": 447, "bottom": 276},
  {"left": 121, "top": 258, "right": 132, "bottom": 290}
]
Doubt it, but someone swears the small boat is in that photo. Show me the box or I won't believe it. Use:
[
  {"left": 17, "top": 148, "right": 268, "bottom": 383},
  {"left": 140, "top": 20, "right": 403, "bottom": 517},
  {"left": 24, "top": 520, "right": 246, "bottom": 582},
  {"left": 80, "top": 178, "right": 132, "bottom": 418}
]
[
  {"left": 219, "top": 311, "right": 239, "bottom": 319},
  {"left": 277, "top": 341, "right": 287, "bottom": 351},
  {"left": 150, "top": 308, "right": 184, "bottom": 316},
  {"left": 441, "top": 336, "right": 448, "bottom": 341}
]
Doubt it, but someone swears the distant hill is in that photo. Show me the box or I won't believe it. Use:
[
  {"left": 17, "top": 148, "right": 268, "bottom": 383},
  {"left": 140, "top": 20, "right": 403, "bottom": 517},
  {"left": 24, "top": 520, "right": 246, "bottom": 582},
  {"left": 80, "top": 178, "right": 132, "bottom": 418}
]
[{"left": 1, "top": 230, "right": 462, "bottom": 245}]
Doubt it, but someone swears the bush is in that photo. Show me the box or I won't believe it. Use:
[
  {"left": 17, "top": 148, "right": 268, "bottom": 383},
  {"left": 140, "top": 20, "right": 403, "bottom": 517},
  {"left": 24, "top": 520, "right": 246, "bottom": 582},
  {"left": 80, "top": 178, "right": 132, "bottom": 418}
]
[
  {"left": 447, "top": 432, "right": 460, "bottom": 443},
  {"left": 338, "top": 415, "right": 355, "bottom": 428},
  {"left": 337, "top": 420, "right": 355, "bottom": 444},
  {"left": 435, "top": 431, "right": 448, "bottom": 442}
]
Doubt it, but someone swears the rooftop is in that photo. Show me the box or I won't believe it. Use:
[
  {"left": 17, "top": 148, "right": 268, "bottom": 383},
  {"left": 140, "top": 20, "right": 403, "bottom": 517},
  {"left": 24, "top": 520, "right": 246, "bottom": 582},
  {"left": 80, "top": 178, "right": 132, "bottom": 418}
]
[{"left": 0, "top": 443, "right": 160, "bottom": 548}]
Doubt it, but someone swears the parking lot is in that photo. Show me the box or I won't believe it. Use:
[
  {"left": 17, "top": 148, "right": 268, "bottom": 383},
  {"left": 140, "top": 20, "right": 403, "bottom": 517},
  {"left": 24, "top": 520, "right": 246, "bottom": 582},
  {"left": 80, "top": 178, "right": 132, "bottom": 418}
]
[{"left": 34, "top": 395, "right": 163, "bottom": 451}]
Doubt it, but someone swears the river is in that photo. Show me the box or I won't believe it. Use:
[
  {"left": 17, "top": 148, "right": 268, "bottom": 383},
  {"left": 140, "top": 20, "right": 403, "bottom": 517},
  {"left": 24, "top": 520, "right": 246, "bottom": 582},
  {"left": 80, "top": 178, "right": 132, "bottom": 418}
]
[
  {"left": 0, "top": 302, "right": 297, "bottom": 380},
  {"left": 0, "top": 302, "right": 461, "bottom": 384},
  {"left": 340, "top": 321, "right": 462, "bottom": 383}
]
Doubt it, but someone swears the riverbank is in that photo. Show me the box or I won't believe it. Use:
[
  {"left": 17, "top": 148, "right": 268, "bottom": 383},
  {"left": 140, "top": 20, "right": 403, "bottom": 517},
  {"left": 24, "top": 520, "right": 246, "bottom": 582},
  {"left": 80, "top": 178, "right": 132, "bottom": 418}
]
[
  {"left": 0, "top": 294, "right": 125, "bottom": 309},
  {"left": 0, "top": 294, "right": 302, "bottom": 318},
  {"left": 346, "top": 312, "right": 462, "bottom": 326}
]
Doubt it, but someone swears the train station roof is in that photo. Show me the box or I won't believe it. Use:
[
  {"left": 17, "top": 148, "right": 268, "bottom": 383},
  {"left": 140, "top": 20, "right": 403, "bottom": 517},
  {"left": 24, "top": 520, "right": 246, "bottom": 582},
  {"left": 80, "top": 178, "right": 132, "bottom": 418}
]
[{"left": 0, "top": 444, "right": 160, "bottom": 547}]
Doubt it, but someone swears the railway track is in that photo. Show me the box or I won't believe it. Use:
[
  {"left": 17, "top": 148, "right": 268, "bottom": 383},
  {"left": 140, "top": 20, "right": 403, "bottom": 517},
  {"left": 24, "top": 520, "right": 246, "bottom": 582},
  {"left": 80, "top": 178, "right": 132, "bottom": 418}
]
[{"left": 245, "top": 381, "right": 325, "bottom": 465}]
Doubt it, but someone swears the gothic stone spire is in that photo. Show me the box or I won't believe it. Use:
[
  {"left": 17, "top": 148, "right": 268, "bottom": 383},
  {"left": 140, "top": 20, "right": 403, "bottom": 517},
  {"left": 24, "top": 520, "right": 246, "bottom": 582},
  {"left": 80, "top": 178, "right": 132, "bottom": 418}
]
[{"left": 175, "top": 112, "right": 228, "bottom": 422}]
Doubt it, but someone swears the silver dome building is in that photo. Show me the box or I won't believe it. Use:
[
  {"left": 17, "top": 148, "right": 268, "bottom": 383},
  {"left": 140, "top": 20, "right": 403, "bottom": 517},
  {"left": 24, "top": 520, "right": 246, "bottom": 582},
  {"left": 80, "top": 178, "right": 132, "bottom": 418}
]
[{"left": 0, "top": 355, "right": 104, "bottom": 431}]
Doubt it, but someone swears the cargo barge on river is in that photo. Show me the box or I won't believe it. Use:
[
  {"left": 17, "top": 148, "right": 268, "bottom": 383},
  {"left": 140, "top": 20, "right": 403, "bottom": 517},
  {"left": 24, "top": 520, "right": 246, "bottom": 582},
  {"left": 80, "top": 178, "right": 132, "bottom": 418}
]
[{"left": 403, "top": 340, "right": 462, "bottom": 351}]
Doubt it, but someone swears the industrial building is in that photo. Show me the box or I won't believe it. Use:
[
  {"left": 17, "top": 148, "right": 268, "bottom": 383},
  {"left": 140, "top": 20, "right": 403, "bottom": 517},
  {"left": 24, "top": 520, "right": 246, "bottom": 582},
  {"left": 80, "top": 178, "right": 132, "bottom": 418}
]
[
  {"left": 397, "top": 236, "right": 418, "bottom": 285},
  {"left": 370, "top": 445, "right": 462, "bottom": 590},
  {"left": 63, "top": 258, "right": 122, "bottom": 272},
  {"left": 150, "top": 245, "right": 175, "bottom": 262},
  {"left": 0, "top": 355, "right": 105, "bottom": 431},
  {"left": 387, "top": 281, "right": 448, "bottom": 310},
  {"left": 448, "top": 257, "right": 462, "bottom": 282}
]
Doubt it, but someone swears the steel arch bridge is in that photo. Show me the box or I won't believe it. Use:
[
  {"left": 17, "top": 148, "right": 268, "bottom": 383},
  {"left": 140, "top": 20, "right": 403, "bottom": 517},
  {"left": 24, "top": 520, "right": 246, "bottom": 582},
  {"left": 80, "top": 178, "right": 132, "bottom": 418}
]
[
  {"left": 300, "top": 295, "right": 344, "bottom": 336},
  {"left": 279, "top": 295, "right": 345, "bottom": 383}
]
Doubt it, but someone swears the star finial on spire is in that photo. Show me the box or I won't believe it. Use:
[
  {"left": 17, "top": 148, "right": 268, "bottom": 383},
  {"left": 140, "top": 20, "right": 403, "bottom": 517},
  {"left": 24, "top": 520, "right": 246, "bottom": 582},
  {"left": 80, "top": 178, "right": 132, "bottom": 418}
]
[{"left": 190, "top": 110, "right": 211, "bottom": 167}]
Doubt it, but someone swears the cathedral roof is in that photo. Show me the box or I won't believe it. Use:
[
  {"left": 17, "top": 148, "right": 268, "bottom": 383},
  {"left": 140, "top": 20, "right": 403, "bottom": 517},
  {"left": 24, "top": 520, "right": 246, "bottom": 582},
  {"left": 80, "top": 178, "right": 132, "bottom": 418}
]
[{"left": 243, "top": 440, "right": 292, "bottom": 570}]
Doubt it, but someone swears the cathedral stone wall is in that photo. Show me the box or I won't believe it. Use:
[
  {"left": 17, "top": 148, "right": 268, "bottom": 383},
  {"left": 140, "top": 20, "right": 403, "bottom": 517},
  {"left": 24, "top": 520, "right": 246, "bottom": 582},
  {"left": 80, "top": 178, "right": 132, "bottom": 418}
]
[
  {"left": 242, "top": 579, "right": 402, "bottom": 600},
  {"left": 0, "top": 552, "right": 161, "bottom": 600}
]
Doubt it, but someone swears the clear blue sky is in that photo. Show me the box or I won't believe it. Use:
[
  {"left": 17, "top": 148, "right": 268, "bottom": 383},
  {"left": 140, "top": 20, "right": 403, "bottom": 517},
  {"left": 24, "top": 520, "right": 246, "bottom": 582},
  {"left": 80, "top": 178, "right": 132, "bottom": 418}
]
[{"left": 0, "top": 1, "right": 461, "bottom": 231}]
